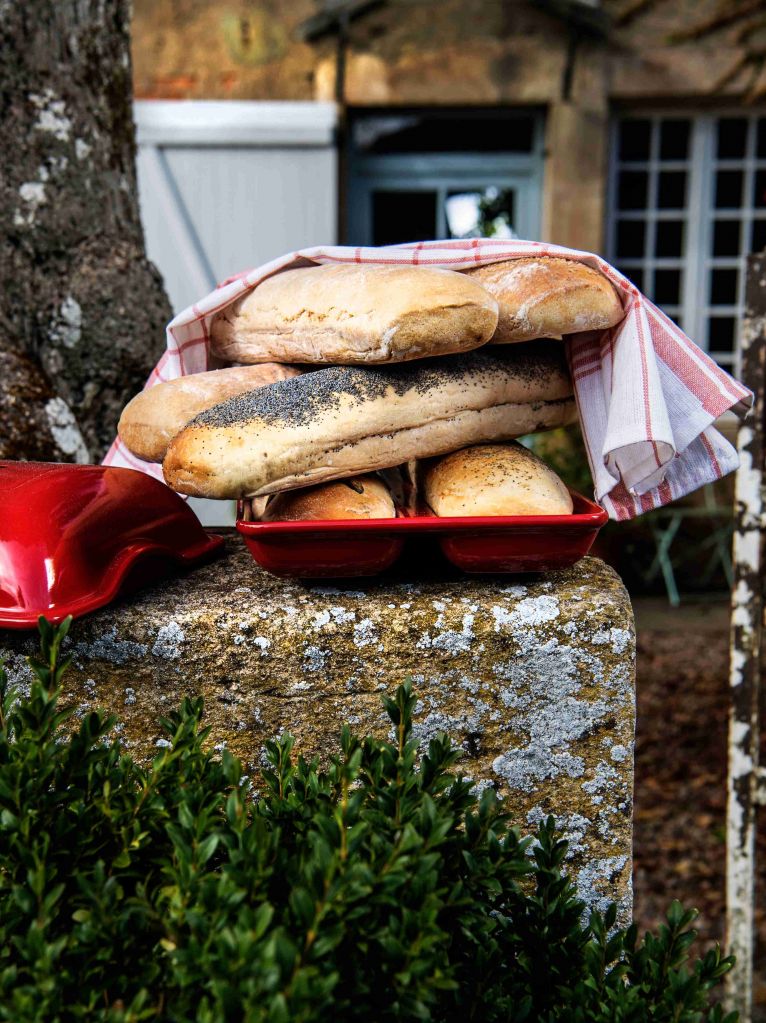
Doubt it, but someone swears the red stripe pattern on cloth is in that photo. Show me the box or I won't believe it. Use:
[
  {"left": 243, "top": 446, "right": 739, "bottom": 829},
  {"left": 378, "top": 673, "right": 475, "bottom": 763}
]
[{"left": 102, "top": 240, "right": 753, "bottom": 521}]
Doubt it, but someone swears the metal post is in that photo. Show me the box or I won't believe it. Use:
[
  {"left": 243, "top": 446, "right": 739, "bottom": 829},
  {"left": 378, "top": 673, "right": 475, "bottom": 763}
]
[{"left": 725, "top": 251, "right": 766, "bottom": 1020}]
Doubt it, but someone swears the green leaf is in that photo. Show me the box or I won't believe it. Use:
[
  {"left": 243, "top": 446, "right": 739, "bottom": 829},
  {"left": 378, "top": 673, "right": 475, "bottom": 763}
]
[
  {"left": 0, "top": 635, "right": 731, "bottom": 1021},
  {"left": 196, "top": 833, "right": 219, "bottom": 865}
]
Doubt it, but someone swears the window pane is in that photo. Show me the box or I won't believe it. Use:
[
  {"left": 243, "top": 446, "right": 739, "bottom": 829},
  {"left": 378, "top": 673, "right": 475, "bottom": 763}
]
[
  {"left": 372, "top": 191, "right": 437, "bottom": 246},
  {"left": 716, "top": 118, "right": 748, "bottom": 159},
  {"left": 713, "top": 219, "right": 741, "bottom": 257},
  {"left": 715, "top": 170, "right": 743, "bottom": 208},
  {"left": 445, "top": 188, "right": 515, "bottom": 239},
  {"left": 354, "top": 113, "right": 536, "bottom": 154},
  {"left": 657, "top": 171, "right": 686, "bottom": 209},
  {"left": 659, "top": 119, "right": 690, "bottom": 161},
  {"left": 617, "top": 265, "right": 644, "bottom": 292},
  {"left": 655, "top": 219, "right": 684, "bottom": 257},
  {"left": 618, "top": 170, "right": 649, "bottom": 209},
  {"left": 751, "top": 219, "right": 766, "bottom": 252},
  {"left": 708, "top": 316, "right": 736, "bottom": 352},
  {"left": 709, "top": 268, "right": 739, "bottom": 305},
  {"left": 654, "top": 268, "right": 681, "bottom": 305},
  {"left": 619, "top": 119, "right": 651, "bottom": 161},
  {"left": 757, "top": 118, "right": 766, "bottom": 159},
  {"left": 616, "top": 219, "right": 646, "bottom": 258},
  {"left": 753, "top": 169, "right": 766, "bottom": 208}
]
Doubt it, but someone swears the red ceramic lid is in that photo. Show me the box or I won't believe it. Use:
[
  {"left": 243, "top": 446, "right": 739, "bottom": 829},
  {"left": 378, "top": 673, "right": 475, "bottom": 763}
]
[{"left": 0, "top": 461, "right": 223, "bottom": 629}]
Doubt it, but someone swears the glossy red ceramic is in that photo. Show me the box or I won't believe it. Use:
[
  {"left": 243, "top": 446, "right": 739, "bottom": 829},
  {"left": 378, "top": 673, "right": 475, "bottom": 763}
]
[
  {"left": 237, "top": 492, "right": 607, "bottom": 578},
  {"left": 0, "top": 461, "right": 224, "bottom": 629}
]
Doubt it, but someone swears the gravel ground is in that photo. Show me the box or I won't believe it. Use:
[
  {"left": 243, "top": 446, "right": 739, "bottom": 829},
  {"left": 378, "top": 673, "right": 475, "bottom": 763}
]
[{"left": 632, "top": 597, "right": 765, "bottom": 1017}]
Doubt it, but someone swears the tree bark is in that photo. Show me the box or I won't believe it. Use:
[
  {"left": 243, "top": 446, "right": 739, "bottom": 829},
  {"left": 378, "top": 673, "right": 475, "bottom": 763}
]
[{"left": 0, "top": 0, "right": 171, "bottom": 461}]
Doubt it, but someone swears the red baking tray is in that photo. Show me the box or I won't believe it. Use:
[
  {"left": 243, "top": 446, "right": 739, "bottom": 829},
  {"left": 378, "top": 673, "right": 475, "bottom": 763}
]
[
  {"left": 0, "top": 461, "right": 224, "bottom": 629},
  {"left": 236, "top": 492, "right": 607, "bottom": 578}
]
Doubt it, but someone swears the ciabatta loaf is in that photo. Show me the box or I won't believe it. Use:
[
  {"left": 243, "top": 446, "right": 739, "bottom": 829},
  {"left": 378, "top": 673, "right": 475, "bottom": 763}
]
[
  {"left": 163, "top": 342, "right": 577, "bottom": 500},
  {"left": 465, "top": 257, "right": 623, "bottom": 343},
  {"left": 263, "top": 475, "right": 395, "bottom": 521},
  {"left": 424, "top": 442, "right": 573, "bottom": 517},
  {"left": 210, "top": 264, "right": 499, "bottom": 365},
  {"left": 118, "top": 364, "right": 302, "bottom": 462}
]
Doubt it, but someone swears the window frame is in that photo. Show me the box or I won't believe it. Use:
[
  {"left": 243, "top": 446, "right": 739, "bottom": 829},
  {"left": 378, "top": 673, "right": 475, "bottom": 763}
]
[
  {"left": 607, "top": 109, "right": 766, "bottom": 376},
  {"left": 345, "top": 108, "right": 546, "bottom": 247}
]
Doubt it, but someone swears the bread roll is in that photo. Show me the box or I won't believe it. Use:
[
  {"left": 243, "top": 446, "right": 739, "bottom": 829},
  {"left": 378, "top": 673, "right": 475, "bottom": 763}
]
[
  {"left": 210, "top": 264, "right": 499, "bottom": 365},
  {"left": 263, "top": 475, "right": 395, "bottom": 521},
  {"left": 163, "top": 342, "right": 577, "bottom": 500},
  {"left": 424, "top": 443, "right": 574, "bottom": 517},
  {"left": 118, "top": 364, "right": 302, "bottom": 462},
  {"left": 465, "top": 257, "right": 623, "bottom": 343}
]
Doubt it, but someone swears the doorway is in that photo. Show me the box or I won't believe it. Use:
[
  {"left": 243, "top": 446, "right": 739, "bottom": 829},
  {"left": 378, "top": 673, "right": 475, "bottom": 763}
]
[{"left": 346, "top": 108, "right": 545, "bottom": 245}]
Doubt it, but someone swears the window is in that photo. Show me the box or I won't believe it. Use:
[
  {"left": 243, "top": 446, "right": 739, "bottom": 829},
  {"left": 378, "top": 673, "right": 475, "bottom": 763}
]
[
  {"left": 346, "top": 109, "right": 544, "bottom": 247},
  {"left": 608, "top": 112, "right": 766, "bottom": 372}
]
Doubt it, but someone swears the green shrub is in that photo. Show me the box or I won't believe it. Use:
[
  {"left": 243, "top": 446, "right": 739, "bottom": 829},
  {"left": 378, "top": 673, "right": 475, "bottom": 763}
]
[{"left": 0, "top": 618, "right": 735, "bottom": 1022}]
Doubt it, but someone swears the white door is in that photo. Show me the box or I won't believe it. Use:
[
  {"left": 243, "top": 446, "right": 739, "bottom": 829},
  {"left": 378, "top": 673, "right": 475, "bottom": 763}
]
[
  {"left": 135, "top": 101, "right": 338, "bottom": 315},
  {"left": 133, "top": 101, "right": 338, "bottom": 526}
]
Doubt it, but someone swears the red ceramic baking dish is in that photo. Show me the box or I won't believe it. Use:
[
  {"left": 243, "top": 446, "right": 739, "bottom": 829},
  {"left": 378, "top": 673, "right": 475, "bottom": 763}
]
[
  {"left": 0, "top": 461, "right": 224, "bottom": 629},
  {"left": 236, "top": 492, "right": 607, "bottom": 578}
]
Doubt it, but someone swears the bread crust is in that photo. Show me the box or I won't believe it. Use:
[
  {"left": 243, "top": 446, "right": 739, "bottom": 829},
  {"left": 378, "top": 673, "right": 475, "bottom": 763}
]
[
  {"left": 210, "top": 264, "right": 499, "bottom": 365},
  {"left": 163, "top": 342, "right": 577, "bottom": 499},
  {"left": 263, "top": 475, "right": 395, "bottom": 521},
  {"left": 118, "top": 364, "right": 302, "bottom": 462},
  {"left": 424, "top": 442, "right": 574, "bottom": 516},
  {"left": 465, "top": 257, "right": 623, "bottom": 343}
]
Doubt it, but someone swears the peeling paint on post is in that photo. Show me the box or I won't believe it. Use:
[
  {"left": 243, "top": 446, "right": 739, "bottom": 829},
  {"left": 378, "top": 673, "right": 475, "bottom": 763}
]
[{"left": 725, "top": 251, "right": 765, "bottom": 1021}]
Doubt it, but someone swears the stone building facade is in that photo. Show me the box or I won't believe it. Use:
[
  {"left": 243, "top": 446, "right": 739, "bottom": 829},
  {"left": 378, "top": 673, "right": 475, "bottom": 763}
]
[{"left": 131, "top": 0, "right": 766, "bottom": 369}]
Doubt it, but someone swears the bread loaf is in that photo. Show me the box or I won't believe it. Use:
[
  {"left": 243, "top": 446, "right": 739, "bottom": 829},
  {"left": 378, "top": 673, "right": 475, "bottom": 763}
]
[
  {"left": 263, "top": 475, "right": 395, "bottom": 521},
  {"left": 163, "top": 342, "right": 577, "bottom": 500},
  {"left": 210, "top": 264, "right": 499, "bottom": 365},
  {"left": 424, "top": 442, "right": 573, "bottom": 517},
  {"left": 118, "top": 364, "right": 302, "bottom": 462},
  {"left": 465, "top": 257, "right": 623, "bottom": 343}
]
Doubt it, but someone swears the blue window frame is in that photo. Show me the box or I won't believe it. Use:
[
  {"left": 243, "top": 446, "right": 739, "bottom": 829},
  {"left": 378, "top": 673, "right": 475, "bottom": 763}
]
[{"left": 346, "top": 109, "right": 545, "bottom": 247}]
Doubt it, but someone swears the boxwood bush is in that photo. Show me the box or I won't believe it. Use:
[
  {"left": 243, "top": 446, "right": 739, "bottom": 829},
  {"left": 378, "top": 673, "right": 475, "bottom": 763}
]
[{"left": 0, "top": 618, "right": 735, "bottom": 1022}]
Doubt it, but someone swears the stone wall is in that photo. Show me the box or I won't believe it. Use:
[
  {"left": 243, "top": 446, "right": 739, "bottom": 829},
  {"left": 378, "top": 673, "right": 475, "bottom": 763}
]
[
  {"left": 1, "top": 536, "right": 636, "bottom": 921},
  {"left": 131, "top": 0, "right": 745, "bottom": 105}
]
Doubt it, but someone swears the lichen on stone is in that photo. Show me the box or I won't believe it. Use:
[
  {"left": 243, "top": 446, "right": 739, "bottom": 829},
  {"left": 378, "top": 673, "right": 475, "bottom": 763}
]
[
  {"left": 0, "top": 538, "right": 635, "bottom": 921},
  {"left": 151, "top": 622, "right": 185, "bottom": 660}
]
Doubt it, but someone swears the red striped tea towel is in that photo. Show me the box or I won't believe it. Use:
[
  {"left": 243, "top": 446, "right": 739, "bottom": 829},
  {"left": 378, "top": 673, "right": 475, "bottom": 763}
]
[{"left": 104, "top": 239, "right": 753, "bottom": 521}]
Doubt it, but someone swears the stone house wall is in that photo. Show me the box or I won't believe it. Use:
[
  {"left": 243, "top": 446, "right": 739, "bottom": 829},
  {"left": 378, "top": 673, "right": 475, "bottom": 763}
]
[{"left": 130, "top": 0, "right": 755, "bottom": 252}]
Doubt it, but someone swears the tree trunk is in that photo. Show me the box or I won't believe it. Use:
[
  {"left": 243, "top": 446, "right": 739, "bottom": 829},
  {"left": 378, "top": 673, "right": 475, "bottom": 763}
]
[{"left": 0, "top": 0, "right": 171, "bottom": 461}]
